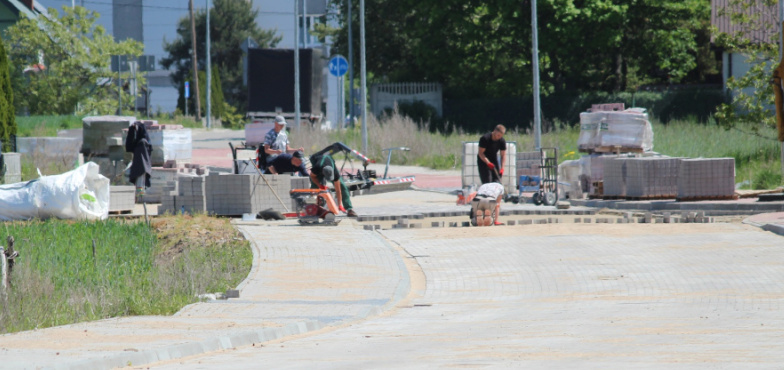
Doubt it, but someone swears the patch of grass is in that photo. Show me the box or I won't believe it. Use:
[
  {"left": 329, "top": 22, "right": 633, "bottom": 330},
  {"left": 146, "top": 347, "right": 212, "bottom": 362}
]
[
  {"left": 0, "top": 214, "right": 252, "bottom": 334},
  {"left": 752, "top": 166, "right": 782, "bottom": 190},
  {"left": 15, "top": 115, "right": 83, "bottom": 137}
]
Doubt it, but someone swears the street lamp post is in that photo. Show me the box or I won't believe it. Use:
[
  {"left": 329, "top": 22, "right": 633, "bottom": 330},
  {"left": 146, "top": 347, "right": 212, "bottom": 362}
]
[
  {"left": 206, "top": 0, "right": 211, "bottom": 129},
  {"left": 532, "top": 0, "right": 542, "bottom": 150},
  {"left": 294, "top": 0, "right": 301, "bottom": 130},
  {"left": 360, "top": 0, "right": 367, "bottom": 153}
]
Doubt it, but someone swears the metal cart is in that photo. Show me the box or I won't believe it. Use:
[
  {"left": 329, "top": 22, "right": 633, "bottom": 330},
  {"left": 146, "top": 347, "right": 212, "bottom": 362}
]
[{"left": 532, "top": 147, "right": 558, "bottom": 206}]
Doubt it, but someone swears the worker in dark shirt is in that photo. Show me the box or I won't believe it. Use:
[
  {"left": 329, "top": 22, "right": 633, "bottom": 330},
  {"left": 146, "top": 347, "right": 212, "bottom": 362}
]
[
  {"left": 477, "top": 124, "right": 507, "bottom": 184},
  {"left": 309, "top": 152, "right": 357, "bottom": 217},
  {"left": 267, "top": 151, "right": 309, "bottom": 177}
]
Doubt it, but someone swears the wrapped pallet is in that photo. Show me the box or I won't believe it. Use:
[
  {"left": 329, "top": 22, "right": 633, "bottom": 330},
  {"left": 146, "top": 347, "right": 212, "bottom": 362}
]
[{"left": 577, "top": 108, "right": 653, "bottom": 153}]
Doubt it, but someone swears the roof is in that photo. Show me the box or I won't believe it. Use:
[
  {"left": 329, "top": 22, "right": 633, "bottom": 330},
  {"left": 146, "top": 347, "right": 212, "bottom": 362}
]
[
  {"left": 711, "top": 0, "right": 778, "bottom": 44},
  {"left": 2, "top": 0, "right": 45, "bottom": 18}
]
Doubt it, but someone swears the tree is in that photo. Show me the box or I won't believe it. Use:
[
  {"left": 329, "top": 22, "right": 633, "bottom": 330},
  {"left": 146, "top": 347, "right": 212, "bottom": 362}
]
[
  {"left": 5, "top": 6, "right": 143, "bottom": 115},
  {"left": 713, "top": 0, "right": 779, "bottom": 135},
  {"left": 177, "top": 66, "right": 225, "bottom": 120},
  {"left": 0, "top": 36, "right": 15, "bottom": 147},
  {"left": 161, "top": 0, "right": 280, "bottom": 113},
  {"left": 327, "top": 0, "right": 713, "bottom": 98}
]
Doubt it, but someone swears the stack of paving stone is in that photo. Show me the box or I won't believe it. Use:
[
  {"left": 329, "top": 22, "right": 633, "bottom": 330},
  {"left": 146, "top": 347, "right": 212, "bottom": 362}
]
[
  {"left": 206, "top": 173, "right": 293, "bottom": 216},
  {"left": 146, "top": 162, "right": 208, "bottom": 204},
  {"left": 157, "top": 164, "right": 210, "bottom": 213},
  {"left": 625, "top": 157, "right": 682, "bottom": 199},
  {"left": 677, "top": 158, "right": 736, "bottom": 200},
  {"left": 1, "top": 152, "right": 21, "bottom": 184},
  {"left": 145, "top": 121, "right": 192, "bottom": 166},
  {"left": 602, "top": 157, "right": 628, "bottom": 199},
  {"left": 109, "top": 186, "right": 135, "bottom": 213},
  {"left": 82, "top": 115, "right": 136, "bottom": 183}
]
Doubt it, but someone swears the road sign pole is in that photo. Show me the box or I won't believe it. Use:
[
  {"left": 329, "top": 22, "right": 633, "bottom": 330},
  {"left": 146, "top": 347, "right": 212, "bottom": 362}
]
[{"left": 337, "top": 75, "right": 343, "bottom": 129}]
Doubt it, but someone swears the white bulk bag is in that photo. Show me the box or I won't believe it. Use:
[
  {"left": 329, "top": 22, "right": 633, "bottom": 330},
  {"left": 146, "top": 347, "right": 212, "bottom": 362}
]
[{"left": 0, "top": 162, "right": 110, "bottom": 221}]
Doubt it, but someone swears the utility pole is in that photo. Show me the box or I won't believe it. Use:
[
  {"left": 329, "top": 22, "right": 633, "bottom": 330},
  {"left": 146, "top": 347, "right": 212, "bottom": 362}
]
[
  {"left": 206, "top": 0, "right": 211, "bottom": 129},
  {"left": 347, "top": 0, "right": 353, "bottom": 126},
  {"left": 780, "top": 0, "right": 784, "bottom": 176},
  {"left": 294, "top": 0, "right": 301, "bottom": 130},
  {"left": 532, "top": 0, "right": 542, "bottom": 150},
  {"left": 360, "top": 0, "right": 367, "bottom": 153},
  {"left": 189, "top": 0, "right": 201, "bottom": 122}
]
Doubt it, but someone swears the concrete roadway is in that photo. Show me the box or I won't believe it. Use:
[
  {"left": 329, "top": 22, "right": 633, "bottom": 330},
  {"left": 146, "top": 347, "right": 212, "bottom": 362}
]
[{"left": 142, "top": 193, "right": 784, "bottom": 369}]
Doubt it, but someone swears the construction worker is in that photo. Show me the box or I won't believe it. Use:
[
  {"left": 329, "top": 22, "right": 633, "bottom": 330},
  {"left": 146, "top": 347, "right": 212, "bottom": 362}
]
[
  {"left": 262, "top": 115, "right": 304, "bottom": 165},
  {"left": 477, "top": 124, "right": 507, "bottom": 184},
  {"left": 267, "top": 151, "right": 309, "bottom": 176},
  {"left": 309, "top": 152, "right": 358, "bottom": 217},
  {"left": 471, "top": 182, "right": 505, "bottom": 226}
]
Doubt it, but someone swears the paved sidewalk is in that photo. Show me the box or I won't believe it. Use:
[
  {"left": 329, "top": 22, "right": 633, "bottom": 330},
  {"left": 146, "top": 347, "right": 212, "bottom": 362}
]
[{"left": 0, "top": 221, "right": 409, "bottom": 370}]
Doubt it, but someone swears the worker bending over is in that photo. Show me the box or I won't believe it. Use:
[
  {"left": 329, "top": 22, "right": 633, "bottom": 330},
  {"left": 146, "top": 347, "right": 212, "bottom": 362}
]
[
  {"left": 471, "top": 182, "right": 504, "bottom": 226},
  {"left": 309, "top": 152, "right": 358, "bottom": 218}
]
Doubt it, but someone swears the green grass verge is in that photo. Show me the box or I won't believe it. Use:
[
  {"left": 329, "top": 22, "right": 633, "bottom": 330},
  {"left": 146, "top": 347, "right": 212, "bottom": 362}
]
[{"left": 0, "top": 215, "right": 252, "bottom": 334}]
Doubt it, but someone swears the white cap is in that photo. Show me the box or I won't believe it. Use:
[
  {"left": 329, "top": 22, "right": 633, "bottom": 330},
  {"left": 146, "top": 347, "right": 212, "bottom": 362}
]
[{"left": 274, "top": 115, "right": 287, "bottom": 125}]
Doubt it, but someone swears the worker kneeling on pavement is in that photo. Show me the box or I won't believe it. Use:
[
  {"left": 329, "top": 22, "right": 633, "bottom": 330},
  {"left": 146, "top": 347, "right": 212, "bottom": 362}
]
[
  {"left": 267, "top": 151, "right": 309, "bottom": 177},
  {"left": 309, "top": 152, "right": 358, "bottom": 217},
  {"left": 471, "top": 182, "right": 504, "bottom": 226}
]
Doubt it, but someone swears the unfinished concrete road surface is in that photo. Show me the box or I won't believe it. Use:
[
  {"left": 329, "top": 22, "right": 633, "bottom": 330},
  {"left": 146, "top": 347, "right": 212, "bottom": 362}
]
[{"left": 145, "top": 218, "right": 784, "bottom": 369}]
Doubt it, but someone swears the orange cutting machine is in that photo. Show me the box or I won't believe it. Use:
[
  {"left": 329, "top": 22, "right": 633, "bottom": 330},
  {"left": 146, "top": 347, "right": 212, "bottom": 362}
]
[{"left": 290, "top": 188, "right": 341, "bottom": 225}]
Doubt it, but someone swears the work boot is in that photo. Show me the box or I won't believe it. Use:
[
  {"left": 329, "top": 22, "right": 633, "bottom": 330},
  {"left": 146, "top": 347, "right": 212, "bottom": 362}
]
[{"left": 347, "top": 209, "right": 358, "bottom": 218}]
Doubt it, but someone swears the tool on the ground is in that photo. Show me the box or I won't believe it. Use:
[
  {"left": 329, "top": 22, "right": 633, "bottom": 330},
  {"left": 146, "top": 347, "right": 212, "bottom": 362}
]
[{"left": 290, "top": 188, "right": 341, "bottom": 226}]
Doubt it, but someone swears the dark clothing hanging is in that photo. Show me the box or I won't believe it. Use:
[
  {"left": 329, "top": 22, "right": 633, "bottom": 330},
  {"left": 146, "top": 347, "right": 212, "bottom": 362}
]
[{"left": 125, "top": 122, "right": 153, "bottom": 188}]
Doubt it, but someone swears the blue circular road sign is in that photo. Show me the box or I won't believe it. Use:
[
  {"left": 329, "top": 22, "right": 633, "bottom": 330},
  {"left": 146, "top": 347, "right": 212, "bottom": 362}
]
[{"left": 329, "top": 55, "right": 348, "bottom": 77}]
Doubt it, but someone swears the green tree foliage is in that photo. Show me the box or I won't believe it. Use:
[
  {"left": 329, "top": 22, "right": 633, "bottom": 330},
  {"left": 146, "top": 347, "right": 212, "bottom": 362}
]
[
  {"left": 0, "top": 36, "right": 15, "bottom": 146},
  {"left": 176, "top": 67, "right": 225, "bottom": 120},
  {"left": 713, "top": 0, "right": 779, "bottom": 135},
  {"left": 161, "top": 0, "right": 281, "bottom": 113},
  {"left": 5, "top": 6, "right": 143, "bottom": 115},
  {"left": 328, "top": 0, "right": 714, "bottom": 98}
]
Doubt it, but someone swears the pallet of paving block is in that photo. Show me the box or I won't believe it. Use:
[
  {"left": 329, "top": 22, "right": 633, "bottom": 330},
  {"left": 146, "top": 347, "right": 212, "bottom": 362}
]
[
  {"left": 580, "top": 146, "right": 644, "bottom": 154},
  {"left": 108, "top": 209, "right": 133, "bottom": 215},
  {"left": 675, "top": 194, "right": 738, "bottom": 202}
]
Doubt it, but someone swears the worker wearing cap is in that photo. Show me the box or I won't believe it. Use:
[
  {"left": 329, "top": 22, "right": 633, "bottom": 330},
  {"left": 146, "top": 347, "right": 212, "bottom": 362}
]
[
  {"left": 309, "top": 152, "right": 358, "bottom": 217},
  {"left": 267, "top": 151, "right": 309, "bottom": 177},
  {"left": 263, "top": 115, "right": 304, "bottom": 165},
  {"left": 477, "top": 124, "right": 507, "bottom": 184}
]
